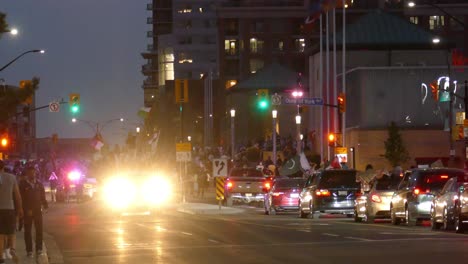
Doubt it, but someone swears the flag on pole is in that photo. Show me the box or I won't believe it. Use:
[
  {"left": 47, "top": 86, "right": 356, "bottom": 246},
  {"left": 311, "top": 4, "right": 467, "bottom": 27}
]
[
  {"left": 304, "top": 0, "right": 323, "bottom": 30},
  {"left": 138, "top": 107, "right": 151, "bottom": 119}
]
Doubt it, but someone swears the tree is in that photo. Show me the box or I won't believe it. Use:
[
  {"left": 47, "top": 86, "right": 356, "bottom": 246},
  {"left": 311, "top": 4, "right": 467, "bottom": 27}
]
[
  {"left": 384, "top": 121, "right": 410, "bottom": 167},
  {"left": 0, "top": 12, "right": 9, "bottom": 36},
  {"left": 0, "top": 77, "right": 40, "bottom": 132}
]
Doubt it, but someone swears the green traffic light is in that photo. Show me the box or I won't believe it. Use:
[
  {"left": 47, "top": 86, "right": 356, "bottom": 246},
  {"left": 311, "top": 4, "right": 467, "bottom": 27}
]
[
  {"left": 258, "top": 99, "right": 268, "bottom": 109},
  {"left": 71, "top": 105, "right": 79, "bottom": 113}
]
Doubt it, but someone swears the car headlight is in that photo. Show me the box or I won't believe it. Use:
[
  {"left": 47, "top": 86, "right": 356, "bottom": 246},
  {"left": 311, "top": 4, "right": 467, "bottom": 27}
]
[
  {"left": 103, "top": 178, "right": 136, "bottom": 209},
  {"left": 141, "top": 176, "right": 172, "bottom": 205}
]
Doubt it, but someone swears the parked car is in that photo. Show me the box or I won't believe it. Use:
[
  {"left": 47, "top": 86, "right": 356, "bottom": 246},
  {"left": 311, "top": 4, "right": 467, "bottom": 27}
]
[
  {"left": 264, "top": 177, "right": 306, "bottom": 215},
  {"left": 355, "top": 174, "right": 400, "bottom": 223},
  {"left": 431, "top": 173, "right": 468, "bottom": 231},
  {"left": 456, "top": 183, "right": 468, "bottom": 233},
  {"left": 390, "top": 168, "right": 464, "bottom": 226},
  {"left": 299, "top": 169, "right": 359, "bottom": 219}
]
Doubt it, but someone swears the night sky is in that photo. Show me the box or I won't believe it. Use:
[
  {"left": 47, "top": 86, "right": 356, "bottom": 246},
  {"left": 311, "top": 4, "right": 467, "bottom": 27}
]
[{"left": 0, "top": 0, "right": 147, "bottom": 146}]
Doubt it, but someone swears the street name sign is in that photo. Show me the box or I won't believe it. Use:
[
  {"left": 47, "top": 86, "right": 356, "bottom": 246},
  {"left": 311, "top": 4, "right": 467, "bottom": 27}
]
[{"left": 283, "top": 97, "right": 323, "bottom": 105}]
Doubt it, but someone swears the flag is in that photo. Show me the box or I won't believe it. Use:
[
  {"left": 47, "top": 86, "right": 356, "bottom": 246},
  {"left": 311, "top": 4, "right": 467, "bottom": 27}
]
[
  {"left": 304, "top": 0, "right": 323, "bottom": 28},
  {"left": 91, "top": 133, "right": 105, "bottom": 151},
  {"left": 278, "top": 155, "right": 302, "bottom": 176},
  {"left": 138, "top": 107, "right": 151, "bottom": 119}
]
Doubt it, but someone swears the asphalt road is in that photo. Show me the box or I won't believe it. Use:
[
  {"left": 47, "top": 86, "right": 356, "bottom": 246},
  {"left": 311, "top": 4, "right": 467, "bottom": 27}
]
[{"left": 42, "top": 200, "right": 468, "bottom": 264}]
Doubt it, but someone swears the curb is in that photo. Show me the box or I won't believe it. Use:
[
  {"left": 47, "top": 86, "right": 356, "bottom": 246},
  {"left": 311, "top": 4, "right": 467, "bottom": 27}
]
[{"left": 43, "top": 233, "right": 64, "bottom": 264}]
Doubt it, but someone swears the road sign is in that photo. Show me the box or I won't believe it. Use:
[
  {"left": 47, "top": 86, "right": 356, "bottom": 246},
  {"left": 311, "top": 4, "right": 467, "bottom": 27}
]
[
  {"left": 283, "top": 97, "right": 323, "bottom": 105},
  {"left": 176, "top": 151, "right": 191, "bottom": 162},
  {"left": 213, "top": 158, "right": 228, "bottom": 177},
  {"left": 335, "top": 147, "right": 348, "bottom": 164},
  {"left": 271, "top": 94, "right": 282, "bottom": 105},
  {"left": 215, "top": 177, "right": 226, "bottom": 201},
  {"left": 176, "top": 143, "right": 191, "bottom": 152},
  {"left": 49, "top": 102, "right": 60, "bottom": 112}
]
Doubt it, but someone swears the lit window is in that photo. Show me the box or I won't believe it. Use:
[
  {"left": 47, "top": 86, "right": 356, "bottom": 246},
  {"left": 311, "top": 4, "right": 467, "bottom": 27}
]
[
  {"left": 250, "top": 38, "right": 264, "bottom": 54},
  {"left": 225, "top": 39, "right": 237, "bottom": 55},
  {"left": 429, "top": 15, "right": 445, "bottom": 30},
  {"left": 199, "top": 7, "right": 203, "bottom": 13},
  {"left": 409, "top": 16, "right": 418, "bottom": 25},
  {"left": 278, "top": 41, "right": 284, "bottom": 51},
  {"left": 295, "top": 38, "right": 305, "bottom": 52}
]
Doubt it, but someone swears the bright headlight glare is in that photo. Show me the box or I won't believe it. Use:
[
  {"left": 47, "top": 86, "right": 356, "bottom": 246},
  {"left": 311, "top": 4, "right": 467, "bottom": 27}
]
[
  {"left": 141, "top": 177, "right": 172, "bottom": 204},
  {"left": 104, "top": 178, "right": 136, "bottom": 209}
]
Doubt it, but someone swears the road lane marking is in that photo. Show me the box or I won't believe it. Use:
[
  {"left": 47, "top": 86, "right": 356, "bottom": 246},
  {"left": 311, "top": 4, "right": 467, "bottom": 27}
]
[
  {"left": 181, "top": 232, "right": 193, "bottom": 236},
  {"left": 322, "top": 233, "right": 340, "bottom": 237},
  {"left": 344, "top": 236, "right": 374, "bottom": 241},
  {"left": 208, "top": 239, "right": 220, "bottom": 243},
  {"left": 298, "top": 229, "right": 311, "bottom": 232}
]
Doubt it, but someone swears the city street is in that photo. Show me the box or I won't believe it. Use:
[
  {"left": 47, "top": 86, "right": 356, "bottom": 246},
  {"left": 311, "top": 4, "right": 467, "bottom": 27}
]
[{"left": 42, "top": 199, "right": 468, "bottom": 264}]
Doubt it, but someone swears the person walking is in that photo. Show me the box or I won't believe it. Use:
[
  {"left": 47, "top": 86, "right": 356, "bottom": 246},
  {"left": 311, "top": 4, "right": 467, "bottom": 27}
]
[
  {"left": 0, "top": 160, "right": 23, "bottom": 264},
  {"left": 48, "top": 172, "right": 59, "bottom": 203},
  {"left": 18, "top": 166, "right": 48, "bottom": 258}
]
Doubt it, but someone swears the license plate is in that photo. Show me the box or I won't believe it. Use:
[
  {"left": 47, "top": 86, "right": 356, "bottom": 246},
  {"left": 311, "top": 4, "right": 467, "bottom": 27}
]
[
  {"left": 290, "top": 193, "right": 299, "bottom": 198},
  {"left": 245, "top": 193, "right": 252, "bottom": 197},
  {"left": 338, "top": 191, "right": 348, "bottom": 196}
]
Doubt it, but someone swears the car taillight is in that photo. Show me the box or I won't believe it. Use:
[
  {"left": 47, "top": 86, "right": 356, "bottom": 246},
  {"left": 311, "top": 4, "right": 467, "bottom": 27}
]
[
  {"left": 264, "top": 181, "right": 271, "bottom": 190},
  {"left": 226, "top": 181, "right": 233, "bottom": 189},
  {"left": 413, "top": 188, "right": 430, "bottom": 195},
  {"left": 272, "top": 192, "right": 284, "bottom": 197},
  {"left": 371, "top": 194, "right": 381, "bottom": 203},
  {"left": 315, "top": 189, "right": 330, "bottom": 196}
]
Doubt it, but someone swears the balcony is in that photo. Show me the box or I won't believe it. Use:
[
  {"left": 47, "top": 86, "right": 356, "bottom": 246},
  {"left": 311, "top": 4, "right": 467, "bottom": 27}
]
[
  {"left": 141, "top": 64, "right": 158, "bottom": 75},
  {"left": 147, "top": 4, "right": 153, "bottom": 10},
  {"left": 147, "top": 31, "right": 153, "bottom": 38},
  {"left": 147, "top": 17, "right": 153, "bottom": 24},
  {"left": 141, "top": 78, "right": 158, "bottom": 89}
]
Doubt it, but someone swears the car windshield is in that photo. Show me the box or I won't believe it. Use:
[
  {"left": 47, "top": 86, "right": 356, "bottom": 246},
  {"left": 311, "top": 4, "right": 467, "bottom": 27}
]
[
  {"left": 417, "top": 171, "right": 465, "bottom": 191},
  {"left": 230, "top": 168, "right": 263, "bottom": 177},
  {"left": 375, "top": 175, "right": 400, "bottom": 190},
  {"left": 318, "top": 171, "right": 359, "bottom": 189},
  {"left": 275, "top": 178, "right": 306, "bottom": 188}
]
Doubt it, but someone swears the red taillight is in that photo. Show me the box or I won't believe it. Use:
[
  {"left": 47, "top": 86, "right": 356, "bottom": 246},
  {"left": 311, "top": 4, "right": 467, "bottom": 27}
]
[
  {"left": 272, "top": 192, "right": 284, "bottom": 197},
  {"left": 440, "top": 175, "right": 448, "bottom": 179},
  {"left": 413, "top": 188, "right": 430, "bottom": 195},
  {"left": 226, "top": 181, "right": 233, "bottom": 189},
  {"left": 413, "top": 188, "right": 421, "bottom": 195},
  {"left": 264, "top": 182, "right": 271, "bottom": 190},
  {"left": 315, "top": 189, "right": 331, "bottom": 196},
  {"left": 371, "top": 194, "right": 381, "bottom": 203}
]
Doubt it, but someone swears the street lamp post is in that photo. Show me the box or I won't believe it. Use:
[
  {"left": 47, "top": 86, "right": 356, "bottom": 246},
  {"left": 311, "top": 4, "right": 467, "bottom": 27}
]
[
  {"left": 0, "top": 49, "right": 45, "bottom": 72},
  {"left": 230, "top": 109, "right": 236, "bottom": 160},
  {"left": 272, "top": 109, "right": 278, "bottom": 166},
  {"left": 295, "top": 114, "right": 301, "bottom": 154}
]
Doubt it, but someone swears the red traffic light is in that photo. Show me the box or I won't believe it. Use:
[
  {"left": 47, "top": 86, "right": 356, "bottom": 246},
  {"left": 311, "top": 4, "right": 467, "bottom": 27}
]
[
  {"left": 328, "top": 133, "right": 336, "bottom": 147},
  {"left": 1, "top": 137, "right": 8, "bottom": 148}
]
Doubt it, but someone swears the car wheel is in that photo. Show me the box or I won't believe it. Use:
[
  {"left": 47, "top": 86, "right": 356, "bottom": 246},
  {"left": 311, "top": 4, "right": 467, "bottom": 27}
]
[
  {"left": 299, "top": 201, "right": 310, "bottom": 219},
  {"left": 431, "top": 209, "right": 442, "bottom": 230},
  {"left": 405, "top": 206, "right": 416, "bottom": 227},
  {"left": 443, "top": 207, "right": 454, "bottom": 230},
  {"left": 354, "top": 208, "right": 362, "bottom": 222},
  {"left": 391, "top": 206, "right": 401, "bottom": 225},
  {"left": 455, "top": 206, "right": 465, "bottom": 233},
  {"left": 365, "top": 208, "right": 374, "bottom": 223}
]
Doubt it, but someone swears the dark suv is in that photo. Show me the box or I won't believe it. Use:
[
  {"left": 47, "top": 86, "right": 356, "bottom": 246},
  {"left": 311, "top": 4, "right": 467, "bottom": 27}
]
[
  {"left": 390, "top": 168, "right": 464, "bottom": 226},
  {"left": 298, "top": 169, "right": 359, "bottom": 219}
]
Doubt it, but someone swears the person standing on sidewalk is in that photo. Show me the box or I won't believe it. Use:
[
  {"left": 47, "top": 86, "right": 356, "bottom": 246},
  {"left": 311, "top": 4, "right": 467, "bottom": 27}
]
[
  {"left": 18, "top": 166, "right": 48, "bottom": 258},
  {"left": 0, "top": 160, "right": 23, "bottom": 264}
]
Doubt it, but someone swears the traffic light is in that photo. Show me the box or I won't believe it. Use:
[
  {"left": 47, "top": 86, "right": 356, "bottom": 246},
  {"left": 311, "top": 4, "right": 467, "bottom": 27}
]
[
  {"left": 337, "top": 93, "right": 346, "bottom": 113},
  {"left": 257, "top": 89, "right": 269, "bottom": 110},
  {"left": 69, "top": 93, "right": 80, "bottom": 114},
  {"left": 328, "top": 133, "right": 336, "bottom": 147},
  {"left": 430, "top": 81, "right": 439, "bottom": 101}
]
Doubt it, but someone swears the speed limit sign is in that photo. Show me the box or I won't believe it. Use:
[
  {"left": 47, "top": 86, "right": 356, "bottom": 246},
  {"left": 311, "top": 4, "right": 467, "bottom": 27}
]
[{"left": 49, "top": 102, "right": 60, "bottom": 112}]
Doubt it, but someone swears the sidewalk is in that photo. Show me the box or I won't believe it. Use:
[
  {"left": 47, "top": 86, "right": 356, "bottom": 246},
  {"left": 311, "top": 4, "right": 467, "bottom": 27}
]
[
  {"left": 3, "top": 230, "right": 49, "bottom": 264},
  {"left": 177, "top": 202, "right": 245, "bottom": 215}
]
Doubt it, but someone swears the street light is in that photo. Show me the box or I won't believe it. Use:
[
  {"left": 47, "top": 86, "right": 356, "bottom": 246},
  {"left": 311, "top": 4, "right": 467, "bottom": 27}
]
[
  {"left": 295, "top": 114, "right": 301, "bottom": 154},
  {"left": 272, "top": 109, "right": 278, "bottom": 166},
  {"left": 8, "top": 28, "right": 18, "bottom": 36},
  {"left": 187, "top": 136, "right": 191, "bottom": 142},
  {"left": 136, "top": 127, "right": 141, "bottom": 133},
  {"left": 230, "top": 109, "right": 236, "bottom": 160},
  {"left": 432, "top": 37, "right": 441, "bottom": 44},
  {"left": 0, "top": 49, "right": 45, "bottom": 72}
]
